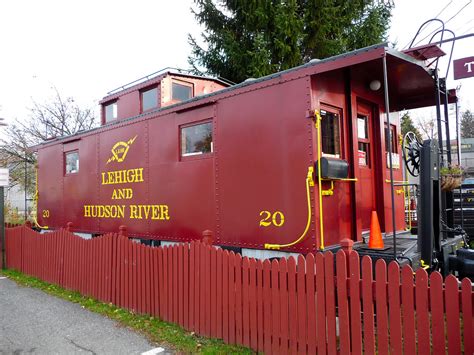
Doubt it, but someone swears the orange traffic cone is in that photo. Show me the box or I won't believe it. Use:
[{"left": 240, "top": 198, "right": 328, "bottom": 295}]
[{"left": 368, "top": 211, "right": 384, "bottom": 249}]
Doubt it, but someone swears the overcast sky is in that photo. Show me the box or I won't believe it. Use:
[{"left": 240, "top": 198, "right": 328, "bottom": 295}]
[{"left": 0, "top": 0, "right": 472, "bottom": 127}]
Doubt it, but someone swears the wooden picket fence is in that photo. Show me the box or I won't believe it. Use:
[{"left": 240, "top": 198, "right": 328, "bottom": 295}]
[{"left": 4, "top": 225, "right": 473, "bottom": 354}]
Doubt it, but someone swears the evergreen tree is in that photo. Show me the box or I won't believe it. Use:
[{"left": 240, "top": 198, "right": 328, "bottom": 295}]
[
  {"left": 400, "top": 111, "right": 421, "bottom": 140},
  {"left": 461, "top": 109, "right": 474, "bottom": 138},
  {"left": 188, "top": 0, "right": 394, "bottom": 83}
]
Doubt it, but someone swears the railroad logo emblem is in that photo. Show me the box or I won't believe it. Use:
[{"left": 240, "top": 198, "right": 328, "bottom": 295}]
[{"left": 106, "top": 135, "right": 138, "bottom": 164}]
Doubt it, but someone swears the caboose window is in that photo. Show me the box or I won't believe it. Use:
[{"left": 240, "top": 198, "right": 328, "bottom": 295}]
[
  {"left": 181, "top": 122, "right": 213, "bottom": 157},
  {"left": 320, "top": 109, "right": 341, "bottom": 157},
  {"left": 105, "top": 102, "right": 117, "bottom": 123},
  {"left": 65, "top": 151, "right": 79, "bottom": 174},
  {"left": 141, "top": 87, "right": 158, "bottom": 112},
  {"left": 172, "top": 82, "right": 193, "bottom": 102}
]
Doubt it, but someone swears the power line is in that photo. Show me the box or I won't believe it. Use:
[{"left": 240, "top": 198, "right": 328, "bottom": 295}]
[
  {"left": 434, "top": 0, "right": 453, "bottom": 18},
  {"left": 403, "top": 1, "right": 452, "bottom": 49},
  {"left": 461, "top": 26, "right": 474, "bottom": 35},
  {"left": 406, "top": 0, "right": 472, "bottom": 48}
]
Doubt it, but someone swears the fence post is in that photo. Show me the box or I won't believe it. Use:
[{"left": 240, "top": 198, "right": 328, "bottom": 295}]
[
  {"left": 341, "top": 238, "right": 354, "bottom": 275},
  {"left": 202, "top": 230, "right": 214, "bottom": 245},
  {"left": 340, "top": 238, "right": 354, "bottom": 258},
  {"left": 66, "top": 222, "right": 73, "bottom": 232},
  {"left": 119, "top": 225, "right": 127, "bottom": 238}
]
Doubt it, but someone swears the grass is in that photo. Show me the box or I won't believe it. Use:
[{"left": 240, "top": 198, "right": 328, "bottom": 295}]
[{"left": 1, "top": 269, "right": 253, "bottom": 354}]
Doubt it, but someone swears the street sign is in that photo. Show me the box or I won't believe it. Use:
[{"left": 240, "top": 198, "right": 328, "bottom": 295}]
[
  {"left": 0, "top": 169, "right": 9, "bottom": 187},
  {"left": 453, "top": 56, "right": 474, "bottom": 80}
]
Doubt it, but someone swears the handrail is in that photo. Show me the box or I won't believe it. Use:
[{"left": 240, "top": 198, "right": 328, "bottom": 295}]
[{"left": 33, "top": 166, "right": 48, "bottom": 229}]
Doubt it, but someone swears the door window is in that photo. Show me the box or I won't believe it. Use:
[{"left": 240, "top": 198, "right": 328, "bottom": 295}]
[{"left": 357, "top": 114, "right": 370, "bottom": 167}]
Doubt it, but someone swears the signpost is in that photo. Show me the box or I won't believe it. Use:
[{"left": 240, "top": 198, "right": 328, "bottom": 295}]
[{"left": 0, "top": 168, "right": 9, "bottom": 270}]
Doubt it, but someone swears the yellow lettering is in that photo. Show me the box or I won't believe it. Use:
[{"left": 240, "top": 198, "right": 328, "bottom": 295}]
[
  {"left": 85, "top": 204, "right": 168, "bottom": 220},
  {"left": 129, "top": 205, "right": 140, "bottom": 219},
  {"left": 98, "top": 205, "right": 104, "bottom": 218},
  {"left": 104, "top": 205, "right": 111, "bottom": 218},
  {"left": 101, "top": 168, "right": 145, "bottom": 185},
  {"left": 83, "top": 205, "right": 125, "bottom": 219},
  {"left": 92, "top": 206, "right": 98, "bottom": 218},
  {"left": 161, "top": 205, "right": 170, "bottom": 220},
  {"left": 127, "top": 169, "right": 135, "bottom": 182},
  {"left": 111, "top": 188, "right": 133, "bottom": 200},
  {"left": 115, "top": 205, "right": 125, "bottom": 218},
  {"left": 115, "top": 170, "right": 123, "bottom": 184},
  {"left": 151, "top": 205, "right": 161, "bottom": 220},
  {"left": 141, "top": 205, "right": 151, "bottom": 219},
  {"left": 136, "top": 168, "right": 144, "bottom": 182}
]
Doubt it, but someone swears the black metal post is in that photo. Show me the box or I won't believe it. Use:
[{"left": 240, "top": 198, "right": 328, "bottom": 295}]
[
  {"left": 433, "top": 72, "right": 448, "bottom": 228},
  {"left": 382, "top": 55, "right": 397, "bottom": 259},
  {"left": 456, "top": 99, "right": 464, "bottom": 229},
  {"left": 442, "top": 80, "right": 454, "bottom": 228},
  {"left": 456, "top": 99, "right": 461, "bottom": 164},
  {"left": 434, "top": 73, "right": 444, "bottom": 164}
]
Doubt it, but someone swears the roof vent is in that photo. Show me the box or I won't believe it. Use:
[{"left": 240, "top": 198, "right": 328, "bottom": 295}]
[
  {"left": 309, "top": 58, "right": 320, "bottom": 64},
  {"left": 244, "top": 78, "right": 256, "bottom": 83}
]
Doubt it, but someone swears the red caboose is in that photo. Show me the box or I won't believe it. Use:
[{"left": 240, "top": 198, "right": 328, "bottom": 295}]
[{"left": 35, "top": 43, "right": 437, "bottom": 258}]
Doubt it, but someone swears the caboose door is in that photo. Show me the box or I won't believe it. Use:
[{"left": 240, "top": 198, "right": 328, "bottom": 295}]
[
  {"left": 356, "top": 101, "right": 378, "bottom": 232},
  {"left": 319, "top": 105, "right": 353, "bottom": 246}
]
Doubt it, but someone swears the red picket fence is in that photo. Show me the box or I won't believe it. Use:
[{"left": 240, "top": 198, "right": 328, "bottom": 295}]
[{"left": 5, "top": 225, "right": 474, "bottom": 354}]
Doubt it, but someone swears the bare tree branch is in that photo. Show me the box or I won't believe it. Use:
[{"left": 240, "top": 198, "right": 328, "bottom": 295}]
[{"left": 0, "top": 88, "right": 97, "bottom": 194}]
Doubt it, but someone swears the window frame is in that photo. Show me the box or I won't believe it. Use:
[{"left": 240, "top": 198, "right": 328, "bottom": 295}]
[
  {"left": 171, "top": 80, "right": 194, "bottom": 103},
  {"left": 179, "top": 119, "right": 214, "bottom": 161},
  {"left": 319, "top": 105, "right": 343, "bottom": 159},
  {"left": 140, "top": 85, "right": 159, "bottom": 113},
  {"left": 384, "top": 123, "right": 398, "bottom": 154},
  {"left": 64, "top": 150, "right": 79, "bottom": 175},
  {"left": 357, "top": 113, "right": 371, "bottom": 168},
  {"left": 104, "top": 101, "right": 118, "bottom": 124}
]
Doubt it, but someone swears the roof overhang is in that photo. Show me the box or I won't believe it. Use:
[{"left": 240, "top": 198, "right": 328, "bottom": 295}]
[{"left": 287, "top": 43, "right": 454, "bottom": 111}]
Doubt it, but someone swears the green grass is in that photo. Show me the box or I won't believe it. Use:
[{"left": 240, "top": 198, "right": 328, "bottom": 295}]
[{"left": 1, "top": 269, "right": 253, "bottom": 354}]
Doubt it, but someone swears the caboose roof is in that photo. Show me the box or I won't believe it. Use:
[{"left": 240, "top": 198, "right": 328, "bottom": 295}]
[
  {"left": 33, "top": 42, "right": 447, "bottom": 149},
  {"left": 99, "top": 69, "right": 231, "bottom": 104}
]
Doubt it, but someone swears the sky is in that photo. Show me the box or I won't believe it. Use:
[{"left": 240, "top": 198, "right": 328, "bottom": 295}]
[{"left": 0, "top": 0, "right": 473, "bottom": 129}]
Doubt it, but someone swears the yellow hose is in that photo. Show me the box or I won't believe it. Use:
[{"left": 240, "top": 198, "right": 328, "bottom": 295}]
[
  {"left": 264, "top": 167, "right": 313, "bottom": 250},
  {"left": 33, "top": 166, "right": 48, "bottom": 229},
  {"left": 264, "top": 110, "right": 324, "bottom": 251}
]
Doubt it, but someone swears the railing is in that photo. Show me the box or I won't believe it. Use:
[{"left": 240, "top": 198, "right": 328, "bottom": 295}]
[{"left": 5, "top": 226, "right": 473, "bottom": 354}]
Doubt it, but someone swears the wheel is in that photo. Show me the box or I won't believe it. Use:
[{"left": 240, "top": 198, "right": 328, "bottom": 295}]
[{"left": 402, "top": 132, "right": 422, "bottom": 177}]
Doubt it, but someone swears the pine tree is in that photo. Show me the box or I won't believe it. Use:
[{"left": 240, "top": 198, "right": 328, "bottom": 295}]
[
  {"left": 461, "top": 110, "right": 474, "bottom": 138},
  {"left": 400, "top": 111, "right": 421, "bottom": 140},
  {"left": 188, "top": 0, "right": 394, "bottom": 83}
]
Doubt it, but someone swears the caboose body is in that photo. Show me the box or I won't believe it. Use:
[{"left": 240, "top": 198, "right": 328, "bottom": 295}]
[{"left": 36, "top": 44, "right": 439, "bottom": 257}]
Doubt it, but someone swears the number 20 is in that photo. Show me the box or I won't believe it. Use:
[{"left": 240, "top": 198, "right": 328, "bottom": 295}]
[{"left": 259, "top": 211, "right": 285, "bottom": 227}]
